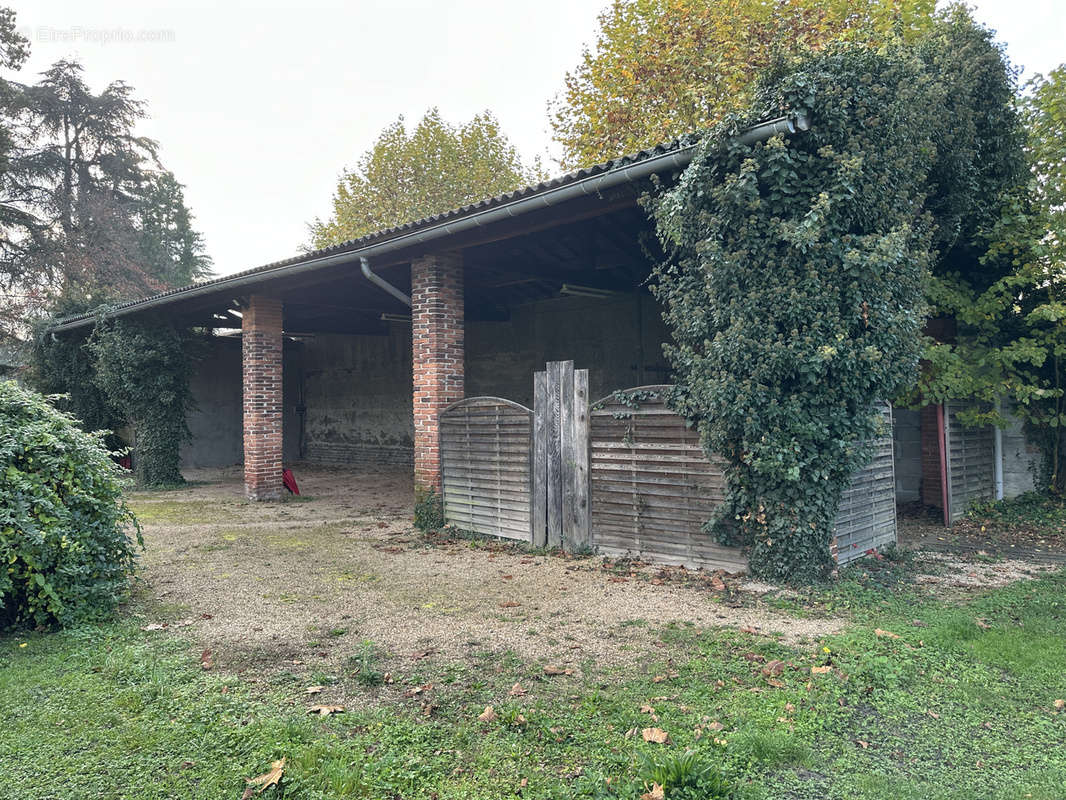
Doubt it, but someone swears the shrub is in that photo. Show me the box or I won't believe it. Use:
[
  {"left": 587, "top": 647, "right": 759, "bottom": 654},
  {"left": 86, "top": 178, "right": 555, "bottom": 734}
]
[
  {"left": 414, "top": 487, "right": 445, "bottom": 532},
  {"left": 0, "top": 380, "right": 141, "bottom": 628}
]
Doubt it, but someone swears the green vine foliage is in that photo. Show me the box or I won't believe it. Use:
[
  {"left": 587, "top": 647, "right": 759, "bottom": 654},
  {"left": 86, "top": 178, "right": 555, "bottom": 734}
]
[
  {"left": 29, "top": 302, "right": 123, "bottom": 447},
  {"left": 650, "top": 12, "right": 1021, "bottom": 582},
  {"left": 88, "top": 317, "right": 200, "bottom": 488}
]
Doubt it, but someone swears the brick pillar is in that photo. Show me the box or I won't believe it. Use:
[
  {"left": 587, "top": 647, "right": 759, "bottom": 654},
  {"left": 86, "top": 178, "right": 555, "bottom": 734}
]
[
  {"left": 243, "top": 294, "right": 284, "bottom": 500},
  {"left": 412, "top": 252, "right": 464, "bottom": 492}
]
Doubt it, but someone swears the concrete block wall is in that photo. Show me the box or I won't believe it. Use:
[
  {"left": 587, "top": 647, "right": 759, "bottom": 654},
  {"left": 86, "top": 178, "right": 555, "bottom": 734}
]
[
  {"left": 1002, "top": 408, "right": 1040, "bottom": 498},
  {"left": 466, "top": 292, "right": 672, "bottom": 405},
  {"left": 301, "top": 328, "right": 414, "bottom": 468},
  {"left": 892, "top": 407, "right": 921, "bottom": 502},
  {"left": 182, "top": 335, "right": 301, "bottom": 470}
]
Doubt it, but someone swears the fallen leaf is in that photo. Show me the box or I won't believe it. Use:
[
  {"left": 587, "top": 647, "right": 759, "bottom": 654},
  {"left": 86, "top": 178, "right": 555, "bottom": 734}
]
[
  {"left": 785, "top": 702, "right": 796, "bottom": 712},
  {"left": 710, "top": 576, "right": 726, "bottom": 591},
  {"left": 501, "top": 575, "right": 513, "bottom": 580},
  {"left": 307, "top": 705, "right": 344, "bottom": 716},
  {"left": 514, "top": 714, "right": 527, "bottom": 725},
  {"left": 761, "top": 660, "right": 785, "bottom": 677},
  {"left": 706, "top": 721, "right": 725, "bottom": 731},
  {"left": 640, "top": 704, "right": 656, "bottom": 714},
  {"left": 874, "top": 629, "right": 900, "bottom": 639},
  {"left": 403, "top": 683, "right": 432, "bottom": 698},
  {"left": 766, "top": 678, "right": 785, "bottom": 688},
  {"left": 975, "top": 618, "right": 992, "bottom": 630},
  {"left": 739, "top": 626, "right": 759, "bottom": 634},
  {"left": 543, "top": 665, "right": 573, "bottom": 676},
  {"left": 641, "top": 783, "right": 665, "bottom": 800},
  {"left": 1054, "top": 699, "right": 1065, "bottom": 711},
  {"left": 140, "top": 623, "right": 166, "bottom": 632},
  {"left": 499, "top": 601, "right": 522, "bottom": 608},
  {"left": 509, "top": 683, "right": 527, "bottom": 697},
  {"left": 641, "top": 727, "right": 670, "bottom": 744},
  {"left": 478, "top": 705, "right": 497, "bottom": 722},
  {"left": 245, "top": 758, "right": 286, "bottom": 793},
  {"left": 811, "top": 666, "right": 832, "bottom": 675},
  {"left": 305, "top": 686, "right": 324, "bottom": 695},
  {"left": 200, "top": 650, "right": 213, "bottom": 671},
  {"left": 856, "top": 740, "right": 869, "bottom": 749},
  {"left": 410, "top": 649, "right": 435, "bottom": 660},
  {"left": 926, "top": 710, "right": 940, "bottom": 720}
]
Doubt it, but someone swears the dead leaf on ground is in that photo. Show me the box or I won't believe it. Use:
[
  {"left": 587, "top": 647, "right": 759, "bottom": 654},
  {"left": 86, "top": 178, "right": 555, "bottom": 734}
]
[
  {"left": 403, "top": 683, "right": 433, "bottom": 698},
  {"left": 926, "top": 710, "right": 941, "bottom": 720},
  {"left": 200, "top": 650, "right": 213, "bottom": 670},
  {"left": 245, "top": 758, "right": 285, "bottom": 794},
  {"left": 478, "top": 705, "right": 497, "bottom": 722},
  {"left": 710, "top": 576, "right": 726, "bottom": 592},
  {"left": 509, "top": 683, "right": 527, "bottom": 697},
  {"left": 874, "top": 629, "right": 900, "bottom": 639},
  {"left": 1054, "top": 699, "right": 1065, "bottom": 711},
  {"left": 641, "top": 783, "right": 665, "bottom": 800},
  {"left": 410, "top": 649, "right": 435, "bottom": 660},
  {"left": 761, "top": 660, "right": 785, "bottom": 677},
  {"left": 811, "top": 666, "right": 832, "bottom": 675},
  {"left": 304, "top": 686, "right": 324, "bottom": 695},
  {"left": 641, "top": 727, "right": 670, "bottom": 744},
  {"left": 856, "top": 740, "right": 869, "bottom": 749},
  {"left": 975, "top": 618, "right": 992, "bottom": 630},
  {"left": 739, "top": 626, "right": 759, "bottom": 634},
  {"left": 499, "top": 601, "right": 522, "bottom": 608},
  {"left": 140, "top": 623, "right": 166, "bottom": 632},
  {"left": 307, "top": 705, "right": 344, "bottom": 717},
  {"left": 706, "top": 721, "right": 725, "bottom": 731},
  {"left": 640, "top": 704, "right": 656, "bottom": 714},
  {"left": 543, "top": 665, "right": 573, "bottom": 676}
]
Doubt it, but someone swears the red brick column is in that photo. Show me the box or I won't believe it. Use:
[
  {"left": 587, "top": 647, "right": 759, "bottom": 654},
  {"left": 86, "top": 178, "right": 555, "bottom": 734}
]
[
  {"left": 412, "top": 252, "right": 464, "bottom": 492},
  {"left": 243, "top": 294, "right": 284, "bottom": 500}
]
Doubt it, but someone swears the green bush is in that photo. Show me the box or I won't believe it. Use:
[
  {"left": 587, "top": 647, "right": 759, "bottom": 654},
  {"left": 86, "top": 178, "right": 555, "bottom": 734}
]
[
  {"left": 414, "top": 487, "right": 445, "bottom": 532},
  {"left": 0, "top": 380, "right": 141, "bottom": 628}
]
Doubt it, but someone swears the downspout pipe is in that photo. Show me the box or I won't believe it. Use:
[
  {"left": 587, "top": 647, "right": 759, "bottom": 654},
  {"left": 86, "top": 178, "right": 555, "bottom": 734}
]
[
  {"left": 48, "top": 112, "right": 810, "bottom": 334},
  {"left": 993, "top": 398, "right": 1005, "bottom": 501},
  {"left": 360, "top": 257, "right": 411, "bottom": 307}
]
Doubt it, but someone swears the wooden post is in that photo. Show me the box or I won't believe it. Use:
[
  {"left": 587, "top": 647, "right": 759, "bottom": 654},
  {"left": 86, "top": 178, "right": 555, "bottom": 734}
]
[
  {"left": 559, "top": 361, "right": 575, "bottom": 547},
  {"left": 570, "top": 369, "right": 590, "bottom": 549},
  {"left": 532, "top": 371, "right": 548, "bottom": 547},
  {"left": 546, "top": 361, "right": 564, "bottom": 548}
]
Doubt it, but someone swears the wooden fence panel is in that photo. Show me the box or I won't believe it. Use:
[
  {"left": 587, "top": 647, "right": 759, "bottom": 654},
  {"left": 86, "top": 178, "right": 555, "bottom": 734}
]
[
  {"left": 440, "top": 397, "right": 533, "bottom": 542},
  {"left": 589, "top": 386, "right": 747, "bottom": 573},
  {"left": 833, "top": 403, "right": 897, "bottom": 565},
  {"left": 945, "top": 401, "right": 995, "bottom": 522}
]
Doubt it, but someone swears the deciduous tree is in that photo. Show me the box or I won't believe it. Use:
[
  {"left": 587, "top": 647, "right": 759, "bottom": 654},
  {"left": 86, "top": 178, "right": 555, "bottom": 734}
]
[
  {"left": 309, "top": 108, "right": 544, "bottom": 248},
  {"left": 551, "top": 0, "right": 935, "bottom": 168}
]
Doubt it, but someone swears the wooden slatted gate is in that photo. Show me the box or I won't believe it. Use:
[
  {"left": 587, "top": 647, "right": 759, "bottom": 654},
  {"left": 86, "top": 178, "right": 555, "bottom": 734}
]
[
  {"left": 944, "top": 401, "right": 995, "bottom": 522},
  {"left": 588, "top": 385, "right": 747, "bottom": 572},
  {"left": 439, "top": 397, "right": 533, "bottom": 541}
]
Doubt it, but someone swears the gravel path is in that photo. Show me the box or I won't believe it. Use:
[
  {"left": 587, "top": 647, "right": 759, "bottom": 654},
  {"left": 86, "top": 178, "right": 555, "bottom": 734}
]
[{"left": 131, "top": 466, "right": 843, "bottom": 676}]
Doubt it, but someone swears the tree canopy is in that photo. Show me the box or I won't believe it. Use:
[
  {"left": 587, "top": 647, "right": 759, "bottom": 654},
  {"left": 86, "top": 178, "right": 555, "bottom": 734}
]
[
  {"left": 551, "top": 0, "right": 936, "bottom": 168},
  {"left": 914, "top": 65, "right": 1066, "bottom": 492},
  {"left": 1, "top": 55, "right": 211, "bottom": 340},
  {"left": 308, "top": 108, "right": 544, "bottom": 249}
]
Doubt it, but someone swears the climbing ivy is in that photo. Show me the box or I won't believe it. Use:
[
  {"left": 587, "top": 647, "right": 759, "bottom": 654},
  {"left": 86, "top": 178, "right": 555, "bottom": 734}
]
[
  {"left": 87, "top": 316, "right": 201, "bottom": 487},
  {"left": 650, "top": 10, "right": 1023, "bottom": 581}
]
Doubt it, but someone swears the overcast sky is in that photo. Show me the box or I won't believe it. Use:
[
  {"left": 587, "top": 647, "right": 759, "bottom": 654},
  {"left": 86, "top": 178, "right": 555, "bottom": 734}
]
[{"left": 12, "top": 0, "right": 1066, "bottom": 278}]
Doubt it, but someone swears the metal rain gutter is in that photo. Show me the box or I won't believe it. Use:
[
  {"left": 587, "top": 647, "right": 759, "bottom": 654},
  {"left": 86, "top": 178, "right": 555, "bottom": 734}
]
[
  {"left": 361, "top": 257, "right": 411, "bottom": 307},
  {"left": 50, "top": 113, "right": 809, "bottom": 333}
]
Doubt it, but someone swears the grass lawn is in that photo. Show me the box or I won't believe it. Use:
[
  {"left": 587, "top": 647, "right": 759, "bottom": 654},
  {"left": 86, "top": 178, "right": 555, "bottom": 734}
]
[{"left": 2, "top": 558, "right": 1064, "bottom": 799}]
